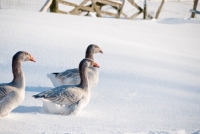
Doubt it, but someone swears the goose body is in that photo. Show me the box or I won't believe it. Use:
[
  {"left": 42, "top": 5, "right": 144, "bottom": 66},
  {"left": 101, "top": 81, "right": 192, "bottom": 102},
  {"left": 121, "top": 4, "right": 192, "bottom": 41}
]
[
  {"left": 0, "top": 51, "right": 35, "bottom": 117},
  {"left": 33, "top": 58, "right": 99, "bottom": 115},
  {"left": 47, "top": 67, "right": 99, "bottom": 88},
  {"left": 0, "top": 83, "right": 25, "bottom": 117},
  {"left": 47, "top": 44, "right": 103, "bottom": 88}
]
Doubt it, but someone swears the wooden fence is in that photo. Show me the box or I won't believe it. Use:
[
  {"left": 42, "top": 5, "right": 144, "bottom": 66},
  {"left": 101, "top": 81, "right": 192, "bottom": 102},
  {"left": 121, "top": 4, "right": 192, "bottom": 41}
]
[{"left": 1, "top": 0, "right": 199, "bottom": 19}]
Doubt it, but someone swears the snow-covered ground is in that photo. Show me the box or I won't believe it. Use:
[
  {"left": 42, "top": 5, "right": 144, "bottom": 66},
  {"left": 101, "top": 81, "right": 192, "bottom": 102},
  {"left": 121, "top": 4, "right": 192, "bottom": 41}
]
[{"left": 0, "top": 8, "right": 200, "bottom": 134}]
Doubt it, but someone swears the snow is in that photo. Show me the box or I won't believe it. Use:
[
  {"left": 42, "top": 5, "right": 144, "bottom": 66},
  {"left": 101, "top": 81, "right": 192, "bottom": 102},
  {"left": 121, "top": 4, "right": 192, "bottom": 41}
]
[{"left": 0, "top": 7, "right": 200, "bottom": 134}]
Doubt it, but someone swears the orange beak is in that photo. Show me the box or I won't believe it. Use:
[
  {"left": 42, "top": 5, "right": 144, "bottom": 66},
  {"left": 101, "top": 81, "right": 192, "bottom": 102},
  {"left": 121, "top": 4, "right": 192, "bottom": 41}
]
[
  {"left": 93, "top": 62, "right": 100, "bottom": 68},
  {"left": 29, "top": 56, "right": 36, "bottom": 62},
  {"left": 99, "top": 49, "right": 103, "bottom": 54}
]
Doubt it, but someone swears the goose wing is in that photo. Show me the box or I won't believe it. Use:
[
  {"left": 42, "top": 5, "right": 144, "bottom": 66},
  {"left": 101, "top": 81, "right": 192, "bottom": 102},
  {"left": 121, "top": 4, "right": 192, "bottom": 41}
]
[
  {"left": 0, "top": 86, "right": 11, "bottom": 101},
  {"left": 56, "top": 68, "right": 79, "bottom": 79},
  {"left": 33, "top": 85, "right": 83, "bottom": 105}
]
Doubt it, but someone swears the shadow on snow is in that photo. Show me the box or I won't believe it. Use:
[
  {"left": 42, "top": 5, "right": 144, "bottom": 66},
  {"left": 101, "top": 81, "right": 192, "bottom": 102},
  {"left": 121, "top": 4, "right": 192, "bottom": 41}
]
[
  {"left": 25, "top": 86, "right": 51, "bottom": 92},
  {"left": 12, "top": 106, "right": 42, "bottom": 113}
]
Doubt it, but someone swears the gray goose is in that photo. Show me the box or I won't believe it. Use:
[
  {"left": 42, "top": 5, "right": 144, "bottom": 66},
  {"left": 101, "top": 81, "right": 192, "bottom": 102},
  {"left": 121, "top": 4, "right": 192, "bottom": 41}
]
[
  {"left": 0, "top": 51, "right": 35, "bottom": 117},
  {"left": 47, "top": 44, "right": 103, "bottom": 88},
  {"left": 33, "top": 58, "right": 99, "bottom": 115}
]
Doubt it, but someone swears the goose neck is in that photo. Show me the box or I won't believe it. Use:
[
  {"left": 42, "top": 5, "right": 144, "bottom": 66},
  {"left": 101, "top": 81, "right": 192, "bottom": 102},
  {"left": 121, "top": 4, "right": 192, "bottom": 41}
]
[
  {"left": 79, "top": 67, "right": 89, "bottom": 90},
  {"left": 85, "top": 50, "right": 94, "bottom": 60},
  {"left": 12, "top": 58, "right": 25, "bottom": 87}
]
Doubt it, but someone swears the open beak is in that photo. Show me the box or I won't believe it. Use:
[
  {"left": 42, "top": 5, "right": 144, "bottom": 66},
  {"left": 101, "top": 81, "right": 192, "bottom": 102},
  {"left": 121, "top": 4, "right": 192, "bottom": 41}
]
[
  {"left": 29, "top": 56, "right": 36, "bottom": 62},
  {"left": 93, "top": 62, "right": 100, "bottom": 68},
  {"left": 99, "top": 49, "right": 103, "bottom": 54}
]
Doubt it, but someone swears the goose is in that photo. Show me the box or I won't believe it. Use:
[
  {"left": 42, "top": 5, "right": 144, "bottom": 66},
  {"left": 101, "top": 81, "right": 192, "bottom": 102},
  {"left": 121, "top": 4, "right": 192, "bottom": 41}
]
[
  {"left": 47, "top": 44, "right": 103, "bottom": 88},
  {"left": 0, "top": 51, "right": 36, "bottom": 117},
  {"left": 33, "top": 58, "right": 99, "bottom": 115}
]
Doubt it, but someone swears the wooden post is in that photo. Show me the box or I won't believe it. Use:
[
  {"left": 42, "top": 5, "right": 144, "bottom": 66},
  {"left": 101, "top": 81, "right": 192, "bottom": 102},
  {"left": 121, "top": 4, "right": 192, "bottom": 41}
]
[
  {"left": 70, "top": 0, "right": 90, "bottom": 15},
  {"left": 143, "top": 0, "right": 147, "bottom": 19},
  {"left": 126, "top": 0, "right": 153, "bottom": 19},
  {"left": 40, "top": 0, "right": 53, "bottom": 12},
  {"left": 50, "top": 0, "right": 58, "bottom": 13},
  {"left": 116, "top": 0, "right": 125, "bottom": 18},
  {"left": 191, "top": 0, "right": 199, "bottom": 18},
  {"left": 155, "top": 0, "right": 165, "bottom": 19}
]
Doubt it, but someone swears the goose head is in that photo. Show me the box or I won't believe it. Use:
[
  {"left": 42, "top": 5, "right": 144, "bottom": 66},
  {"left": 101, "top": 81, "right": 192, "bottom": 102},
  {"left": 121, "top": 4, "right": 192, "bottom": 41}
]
[
  {"left": 86, "top": 44, "right": 103, "bottom": 54},
  {"left": 13, "top": 51, "right": 36, "bottom": 62}
]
